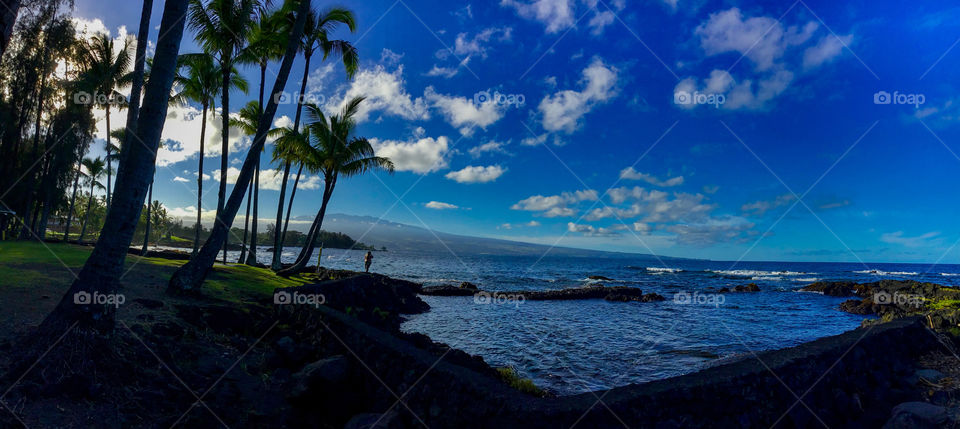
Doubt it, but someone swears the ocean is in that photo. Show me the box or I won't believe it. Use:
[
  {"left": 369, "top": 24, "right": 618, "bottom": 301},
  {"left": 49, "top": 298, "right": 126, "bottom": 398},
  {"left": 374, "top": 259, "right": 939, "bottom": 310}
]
[{"left": 185, "top": 245, "right": 960, "bottom": 396}]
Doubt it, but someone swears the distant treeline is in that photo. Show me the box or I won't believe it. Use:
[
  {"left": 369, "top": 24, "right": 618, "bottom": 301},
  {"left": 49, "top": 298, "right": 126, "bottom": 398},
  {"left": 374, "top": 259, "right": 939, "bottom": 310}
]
[{"left": 165, "top": 222, "right": 378, "bottom": 251}]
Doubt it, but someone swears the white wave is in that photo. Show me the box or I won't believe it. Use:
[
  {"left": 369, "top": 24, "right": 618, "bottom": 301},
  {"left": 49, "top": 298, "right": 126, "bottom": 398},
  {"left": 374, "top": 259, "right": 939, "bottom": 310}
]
[
  {"left": 853, "top": 270, "right": 918, "bottom": 276},
  {"left": 941, "top": 273, "right": 960, "bottom": 277},
  {"left": 711, "top": 270, "right": 812, "bottom": 277},
  {"left": 792, "top": 277, "right": 820, "bottom": 282},
  {"left": 647, "top": 267, "right": 683, "bottom": 273}
]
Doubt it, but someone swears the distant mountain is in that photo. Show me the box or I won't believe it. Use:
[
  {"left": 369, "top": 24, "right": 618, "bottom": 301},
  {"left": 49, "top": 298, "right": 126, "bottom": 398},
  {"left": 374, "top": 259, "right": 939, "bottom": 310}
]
[{"left": 299, "top": 213, "right": 684, "bottom": 260}]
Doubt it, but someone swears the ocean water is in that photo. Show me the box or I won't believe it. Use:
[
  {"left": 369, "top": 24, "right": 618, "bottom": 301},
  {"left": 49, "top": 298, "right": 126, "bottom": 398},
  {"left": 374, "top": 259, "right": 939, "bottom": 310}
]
[{"left": 181, "top": 245, "right": 960, "bottom": 396}]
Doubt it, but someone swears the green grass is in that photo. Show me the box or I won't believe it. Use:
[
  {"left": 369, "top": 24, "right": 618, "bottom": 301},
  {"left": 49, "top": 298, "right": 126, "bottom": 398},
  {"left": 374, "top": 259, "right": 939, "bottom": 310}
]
[
  {"left": 929, "top": 299, "right": 960, "bottom": 311},
  {"left": 0, "top": 240, "right": 311, "bottom": 302},
  {"left": 496, "top": 367, "right": 547, "bottom": 396}
]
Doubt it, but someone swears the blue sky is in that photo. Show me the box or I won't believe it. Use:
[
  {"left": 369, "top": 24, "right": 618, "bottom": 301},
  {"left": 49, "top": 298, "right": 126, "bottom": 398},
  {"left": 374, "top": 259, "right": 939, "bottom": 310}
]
[{"left": 70, "top": 0, "right": 960, "bottom": 263}]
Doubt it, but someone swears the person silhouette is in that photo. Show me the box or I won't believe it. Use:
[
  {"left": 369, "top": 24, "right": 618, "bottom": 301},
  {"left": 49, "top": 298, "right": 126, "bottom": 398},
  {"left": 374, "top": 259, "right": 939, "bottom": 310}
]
[{"left": 364, "top": 251, "right": 373, "bottom": 273}]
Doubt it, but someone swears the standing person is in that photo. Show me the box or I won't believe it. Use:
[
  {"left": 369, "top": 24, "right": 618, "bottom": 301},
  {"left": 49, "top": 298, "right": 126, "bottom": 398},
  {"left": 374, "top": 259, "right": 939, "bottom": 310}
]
[
  {"left": 315, "top": 243, "right": 323, "bottom": 274},
  {"left": 364, "top": 251, "right": 373, "bottom": 273}
]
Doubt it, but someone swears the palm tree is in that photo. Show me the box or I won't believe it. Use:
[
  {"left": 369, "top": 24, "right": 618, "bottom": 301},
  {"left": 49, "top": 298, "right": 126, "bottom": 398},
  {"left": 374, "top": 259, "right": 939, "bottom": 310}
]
[
  {"left": 149, "top": 200, "right": 168, "bottom": 246},
  {"left": 36, "top": 0, "right": 190, "bottom": 335},
  {"left": 77, "top": 33, "right": 133, "bottom": 212},
  {"left": 169, "top": 0, "right": 311, "bottom": 292},
  {"left": 271, "top": 6, "right": 358, "bottom": 270},
  {"left": 188, "top": 0, "right": 256, "bottom": 263},
  {"left": 173, "top": 54, "right": 247, "bottom": 254},
  {"left": 230, "top": 100, "right": 279, "bottom": 264},
  {"left": 279, "top": 97, "right": 394, "bottom": 275},
  {"left": 238, "top": 5, "right": 289, "bottom": 265},
  {"left": 62, "top": 160, "right": 88, "bottom": 242},
  {"left": 78, "top": 157, "right": 106, "bottom": 243},
  {"left": 138, "top": 137, "right": 166, "bottom": 255}
]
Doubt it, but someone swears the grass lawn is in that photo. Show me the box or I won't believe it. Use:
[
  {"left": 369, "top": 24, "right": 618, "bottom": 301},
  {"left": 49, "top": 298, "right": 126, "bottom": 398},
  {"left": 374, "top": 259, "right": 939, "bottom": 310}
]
[{"left": 0, "top": 241, "right": 313, "bottom": 344}]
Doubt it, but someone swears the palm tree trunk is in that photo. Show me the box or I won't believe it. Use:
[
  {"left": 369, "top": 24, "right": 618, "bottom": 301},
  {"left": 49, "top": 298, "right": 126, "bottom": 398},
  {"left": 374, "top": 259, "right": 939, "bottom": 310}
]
[
  {"left": 218, "top": 56, "right": 231, "bottom": 264},
  {"left": 120, "top": 0, "right": 153, "bottom": 166},
  {"left": 239, "top": 178, "right": 251, "bottom": 262},
  {"left": 63, "top": 163, "right": 81, "bottom": 241},
  {"left": 141, "top": 180, "right": 152, "bottom": 255},
  {"left": 271, "top": 52, "right": 312, "bottom": 270},
  {"left": 79, "top": 186, "right": 93, "bottom": 243},
  {"left": 279, "top": 178, "right": 334, "bottom": 276},
  {"left": 280, "top": 163, "right": 302, "bottom": 243},
  {"left": 169, "top": 0, "right": 310, "bottom": 292},
  {"left": 105, "top": 103, "right": 112, "bottom": 211},
  {"left": 246, "top": 162, "right": 260, "bottom": 265},
  {"left": 37, "top": 0, "right": 188, "bottom": 333},
  {"left": 193, "top": 103, "right": 207, "bottom": 255},
  {"left": 271, "top": 161, "right": 291, "bottom": 270}
]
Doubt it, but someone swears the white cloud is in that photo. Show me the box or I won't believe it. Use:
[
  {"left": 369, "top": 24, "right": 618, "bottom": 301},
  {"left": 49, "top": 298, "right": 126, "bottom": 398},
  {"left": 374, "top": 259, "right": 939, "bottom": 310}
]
[
  {"left": 619, "top": 167, "right": 684, "bottom": 187},
  {"left": 538, "top": 57, "right": 618, "bottom": 133},
  {"left": 880, "top": 231, "right": 942, "bottom": 248},
  {"left": 741, "top": 194, "right": 795, "bottom": 216},
  {"left": 425, "top": 201, "right": 459, "bottom": 210},
  {"left": 498, "top": 220, "right": 541, "bottom": 230},
  {"left": 695, "top": 8, "right": 817, "bottom": 71},
  {"left": 803, "top": 34, "right": 853, "bottom": 70},
  {"left": 370, "top": 136, "right": 450, "bottom": 174},
  {"left": 444, "top": 165, "right": 506, "bottom": 183},
  {"left": 173, "top": 176, "right": 190, "bottom": 183},
  {"left": 567, "top": 222, "right": 623, "bottom": 237},
  {"left": 664, "top": 215, "right": 754, "bottom": 245},
  {"left": 501, "top": 0, "right": 621, "bottom": 35},
  {"left": 424, "top": 87, "right": 506, "bottom": 135},
  {"left": 511, "top": 190, "right": 598, "bottom": 217},
  {"left": 521, "top": 133, "right": 548, "bottom": 146},
  {"left": 469, "top": 140, "right": 509, "bottom": 157},
  {"left": 325, "top": 65, "right": 429, "bottom": 122},
  {"left": 167, "top": 205, "right": 217, "bottom": 223},
  {"left": 438, "top": 27, "right": 512, "bottom": 60}
]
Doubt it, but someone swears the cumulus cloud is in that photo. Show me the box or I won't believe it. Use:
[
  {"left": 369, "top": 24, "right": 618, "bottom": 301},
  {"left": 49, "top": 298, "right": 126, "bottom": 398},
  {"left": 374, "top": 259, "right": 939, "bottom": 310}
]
[
  {"left": 424, "top": 87, "right": 506, "bottom": 135},
  {"left": 499, "top": 220, "right": 542, "bottom": 230},
  {"left": 444, "top": 165, "right": 506, "bottom": 183},
  {"left": 567, "top": 222, "right": 625, "bottom": 237},
  {"left": 538, "top": 57, "right": 618, "bottom": 133},
  {"left": 437, "top": 27, "right": 512, "bottom": 60},
  {"left": 425, "top": 201, "right": 459, "bottom": 210},
  {"left": 619, "top": 167, "right": 684, "bottom": 187},
  {"left": 501, "top": 0, "right": 622, "bottom": 35},
  {"left": 664, "top": 216, "right": 754, "bottom": 245},
  {"left": 511, "top": 190, "right": 598, "bottom": 217},
  {"left": 370, "top": 136, "right": 450, "bottom": 174},
  {"left": 675, "top": 8, "right": 852, "bottom": 111},
  {"left": 324, "top": 65, "right": 429, "bottom": 122}
]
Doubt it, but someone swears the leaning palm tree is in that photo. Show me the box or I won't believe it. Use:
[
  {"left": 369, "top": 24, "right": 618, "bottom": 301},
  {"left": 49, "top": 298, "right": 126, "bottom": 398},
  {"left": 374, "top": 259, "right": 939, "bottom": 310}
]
[
  {"left": 229, "top": 100, "right": 279, "bottom": 264},
  {"left": 78, "top": 157, "right": 106, "bottom": 243},
  {"left": 77, "top": 33, "right": 133, "bottom": 212},
  {"left": 173, "top": 54, "right": 247, "bottom": 254},
  {"left": 188, "top": 0, "right": 256, "bottom": 263},
  {"left": 271, "top": 5, "right": 358, "bottom": 270},
  {"left": 169, "top": 0, "right": 312, "bottom": 292},
  {"left": 278, "top": 97, "right": 394, "bottom": 275},
  {"left": 238, "top": 5, "right": 289, "bottom": 265}
]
